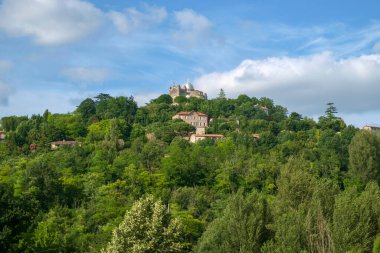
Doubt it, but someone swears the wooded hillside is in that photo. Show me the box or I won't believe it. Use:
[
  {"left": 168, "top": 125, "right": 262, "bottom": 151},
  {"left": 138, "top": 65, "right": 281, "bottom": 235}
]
[{"left": 1, "top": 93, "right": 380, "bottom": 253}]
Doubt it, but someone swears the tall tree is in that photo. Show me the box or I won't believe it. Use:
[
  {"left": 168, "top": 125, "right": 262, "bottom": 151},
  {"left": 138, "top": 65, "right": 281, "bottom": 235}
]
[
  {"left": 349, "top": 130, "right": 380, "bottom": 184},
  {"left": 218, "top": 89, "right": 226, "bottom": 99},
  {"left": 76, "top": 98, "right": 96, "bottom": 123},
  {"left": 102, "top": 195, "right": 186, "bottom": 253},
  {"left": 333, "top": 183, "right": 380, "bottom": 253},
  {"left": 325, "top": 102, "right": 338, "bottom": 118},
  {"left": 195, "top": 191, "right": 269, "bottom": 253}
]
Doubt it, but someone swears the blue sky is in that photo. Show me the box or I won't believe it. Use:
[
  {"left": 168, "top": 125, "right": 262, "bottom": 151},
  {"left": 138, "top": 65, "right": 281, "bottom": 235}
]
[{"left": 0, "top": 0, "right": 380, "bottom": 126}]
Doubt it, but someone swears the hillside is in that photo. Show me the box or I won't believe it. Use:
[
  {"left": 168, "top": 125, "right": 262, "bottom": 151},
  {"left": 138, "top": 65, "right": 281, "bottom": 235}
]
[{"left": 1, "top": 93, "right": 380, "bottom": 253}]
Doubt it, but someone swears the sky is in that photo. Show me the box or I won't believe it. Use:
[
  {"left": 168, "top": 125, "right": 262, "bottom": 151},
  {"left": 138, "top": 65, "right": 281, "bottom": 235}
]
[{"left": 0, "top": 0, "right": 380, "bottom": 126}]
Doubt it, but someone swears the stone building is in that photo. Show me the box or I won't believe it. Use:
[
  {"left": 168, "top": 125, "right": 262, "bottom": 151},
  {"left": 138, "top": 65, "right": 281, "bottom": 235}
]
[
  {"left": 189, "top": 134, "right": 224, "bottom": 143},
  {"left": 169, "top": 82, "right": 207, "bottom": 100},
  {"left": 0, "top": 131, "right": 5, "bottom": 141},
  {"left": 362, "top": 125, "right": 380, "bottom": 132},
  {"left": 51, "top": 140, "right": 78, "bottom": 150},
  {"left": 172, "top": 111, "right": 209, "bottom": 134},
  {"left": 29, "top": 143, "right": 37, "bottom": 152}
]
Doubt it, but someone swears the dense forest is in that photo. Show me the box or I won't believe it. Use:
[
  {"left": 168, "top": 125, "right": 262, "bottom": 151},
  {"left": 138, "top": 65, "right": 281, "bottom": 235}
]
[{"left": 1, "top": 92, "right": 380, "bottom": 253}]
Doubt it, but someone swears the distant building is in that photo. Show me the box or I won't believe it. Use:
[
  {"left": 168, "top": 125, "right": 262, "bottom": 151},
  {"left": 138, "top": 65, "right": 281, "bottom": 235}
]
[
  {"left": 51, "top": 140, "right": 78, "bottom": 150},
  {"left": 0, "top": 131, "right": 5, "bottom": 141},
  {"left": 29, "top": 143, "right": 37, "bottom": 152},
  {"left": 190, "top": 134, "right": 224, "bottom": 143},
  {"left": 172, "top": 111, "right": 209, "bottom": 134},
  {"left": 169, "top": 82, "right": 207, "bottom": 100},
  {"left": 248, "top": 134, "right": 260, "bottom": 139},
  {"left": 362, "top": 125, "right": 380, "bottom": 132}
]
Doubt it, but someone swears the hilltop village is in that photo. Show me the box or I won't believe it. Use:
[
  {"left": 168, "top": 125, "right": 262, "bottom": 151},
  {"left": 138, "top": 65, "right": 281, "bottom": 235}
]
[
  {"left": 0, "top": 82, "right": 379, "bottom": 149},
  {"left": 169, "top": 82, "right": 260, "bottom": 143}
]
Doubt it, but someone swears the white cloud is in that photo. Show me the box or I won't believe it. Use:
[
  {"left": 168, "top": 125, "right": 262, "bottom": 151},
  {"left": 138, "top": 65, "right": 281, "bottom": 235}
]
[
  {"left": 173, "top": 9, "right": 214, "bottom": 46},
  {"left": 0, "top": 0, "right": 104, "bottom": 45},
  {"left": 62, "top": 67, "right": 112, "bottom": 83},
  {"left": 108, "top": 4, "right": 167, "bottom": 34},
  {"left": 194, "top": 53, "right": 380, "bottom": 115}
]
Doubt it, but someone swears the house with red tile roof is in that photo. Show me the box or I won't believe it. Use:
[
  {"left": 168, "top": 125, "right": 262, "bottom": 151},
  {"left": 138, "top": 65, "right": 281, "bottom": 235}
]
[{"left": 172, "top": 111, "right": 209, "bottom": 134}]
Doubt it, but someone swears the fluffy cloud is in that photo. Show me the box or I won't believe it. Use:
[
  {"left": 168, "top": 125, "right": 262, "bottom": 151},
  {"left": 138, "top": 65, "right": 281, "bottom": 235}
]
[
  {"left": 0, "top": 0, "right": 103, "bottom": 45},
  {"left": 173, "top": 9, "right": 213, "bottom": 46},
  {"left": 194, "top": 53, "right": 380, "bottom": 115},
  {"left": 62, "top": 67, "right": 112, "bottom": 83},
  {"left": 108, "top": 4, "right": 167, "bottom": 34}
]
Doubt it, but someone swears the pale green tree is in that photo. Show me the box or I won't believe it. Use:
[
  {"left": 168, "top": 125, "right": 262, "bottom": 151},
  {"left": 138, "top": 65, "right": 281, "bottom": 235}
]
[{"left": 102, "top": 195, "right": 186, "bottom": 253}]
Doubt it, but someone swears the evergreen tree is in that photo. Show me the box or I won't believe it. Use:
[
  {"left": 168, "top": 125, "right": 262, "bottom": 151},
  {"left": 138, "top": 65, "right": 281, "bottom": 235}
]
[
  {"left": 325, "top": 102, "right": 338, "bottom": 118},
  {"left": 218, "top": 89, "right": 226, "bottom": 99}
]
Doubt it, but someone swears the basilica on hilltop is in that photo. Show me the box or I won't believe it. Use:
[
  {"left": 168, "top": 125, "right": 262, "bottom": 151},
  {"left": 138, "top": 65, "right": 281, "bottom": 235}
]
[{"left": 169, "top": 82, "right": 207, "bottom": 100}]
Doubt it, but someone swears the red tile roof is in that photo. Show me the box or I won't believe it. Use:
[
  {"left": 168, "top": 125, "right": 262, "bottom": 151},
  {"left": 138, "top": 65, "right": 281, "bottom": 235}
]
[
  {"left": 193, "top": 134, "right": 224, "bottom": 137},
  {"left": 177, "top": 111, "right": 190, "bottom": 115},
  {"left": 177, "top": 111, "right": 208, "bottom": 116}
]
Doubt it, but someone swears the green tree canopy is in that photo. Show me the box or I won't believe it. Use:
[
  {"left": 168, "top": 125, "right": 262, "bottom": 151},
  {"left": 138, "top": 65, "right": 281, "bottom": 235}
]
[
  {"left": 195, "top": 191, "right": 269, "bottom": 253},
  {"left": 349, "top": 130, "right": 380, "bottom": 185},
  {"left": 152, "top": 94, "right": 173, "bottom": 104}
]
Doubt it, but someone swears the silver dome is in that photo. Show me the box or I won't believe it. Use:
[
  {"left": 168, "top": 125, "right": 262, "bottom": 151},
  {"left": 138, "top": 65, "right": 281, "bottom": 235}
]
[{"left": 184, "top": 82, "right": 194, "bottom": 90}]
